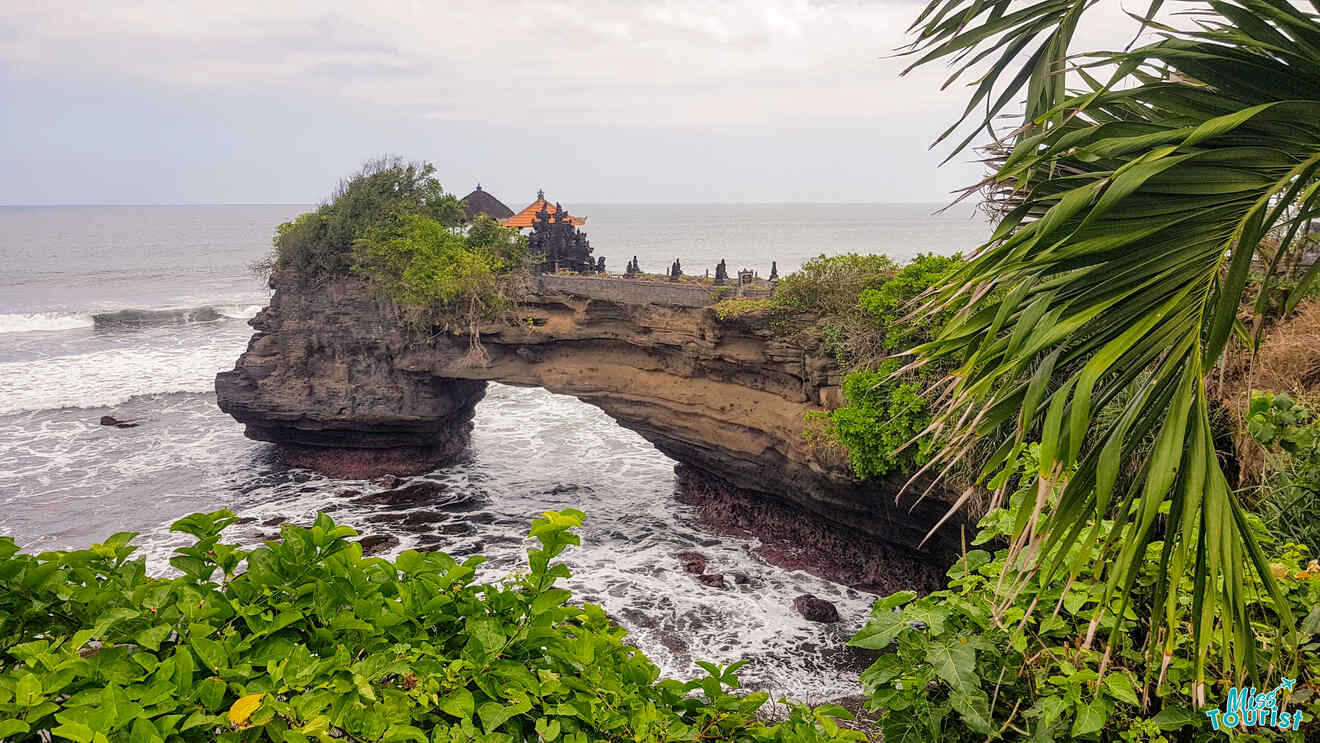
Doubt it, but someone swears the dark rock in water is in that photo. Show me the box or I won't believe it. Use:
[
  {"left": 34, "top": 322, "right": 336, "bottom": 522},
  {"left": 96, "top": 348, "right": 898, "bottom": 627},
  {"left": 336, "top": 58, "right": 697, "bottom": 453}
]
[
  {"left": 697, "top": 573, "right": 727, "bottom": 589},
  {"left": 399, "top": 510, "right": 448, "bottom": 525},
  {"left": 99, "top": 415, "right": 140, "bottom": 428},
  {"left": 276, "top": 443, "right": 470, "bottom": 480},
  {"left": 674, "top": 465, "right": 950, "bottom": 595},
  {"left": 262, "top": 516, "right": 284, "bottom": 527},
  {"left": 618, "top": 607, "right": 660, "bottom": 630},
  {"left": 358, "top": 534, "right": 400, "bottom": 556},
  {"left": 676, "top": 550, "right": 708, "bottom": 575},
  {"left": 236, "top": 516, "right": 257, "bottom": 525},
  {"left": 353, "top": 481, "right": 448, "bottom": 506},
  {"left": 730, "top": 572, "right": 753, "bottom": 586},
  {"left": 793, "top": 594, "right": 840, "bottom": 623},
  {"left": 375, "top": 475, "right": 403, "bottom": 489}
]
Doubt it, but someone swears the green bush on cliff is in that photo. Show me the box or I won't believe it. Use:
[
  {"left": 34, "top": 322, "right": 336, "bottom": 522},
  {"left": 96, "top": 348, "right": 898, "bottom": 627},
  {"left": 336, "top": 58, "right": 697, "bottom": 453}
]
[
  {"left": 272, "top": 159, "right": 467, "bottom": 277},
  {"left": 798, "top": 254, "right": 962, "bottom": 479},
  {"left": 828, "top": 360, "right": 934, "bottom": 479},
  {"left": 0, "top": 510, "right": 863, "bottom": 742},
  {"left": 772, "top": 254, "right": 897, "bottom": 316},
  {"left": 856, "top": 253, "right": 961, "bottom": 352},
  {"left": 354, "top": 213, "right": 530, "bottom": 317},
  {"left": 269, "top": 159, "right": 531, "bottom": 323}
]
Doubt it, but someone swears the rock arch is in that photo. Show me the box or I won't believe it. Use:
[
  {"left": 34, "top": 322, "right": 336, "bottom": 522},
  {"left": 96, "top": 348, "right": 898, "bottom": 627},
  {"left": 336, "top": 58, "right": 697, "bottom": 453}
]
[{"left": 216, "top": 274, "right": 961, "bottom": 555}]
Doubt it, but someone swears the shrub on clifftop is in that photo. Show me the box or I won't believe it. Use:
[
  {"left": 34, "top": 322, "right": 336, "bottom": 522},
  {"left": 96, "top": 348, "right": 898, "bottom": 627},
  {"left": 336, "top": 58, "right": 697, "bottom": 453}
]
[
  {"left": 268, "top": 159, "right": 531, "bottom": 323},
  {"left": 272, "top": 159, "right": 466, "bottom": 277}
]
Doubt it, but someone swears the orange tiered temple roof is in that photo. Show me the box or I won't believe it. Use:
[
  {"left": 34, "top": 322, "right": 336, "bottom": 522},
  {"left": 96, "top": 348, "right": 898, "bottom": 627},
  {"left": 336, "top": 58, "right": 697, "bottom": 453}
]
[{"left": 500, "top": 190, "right": 586, "bottom": 228}]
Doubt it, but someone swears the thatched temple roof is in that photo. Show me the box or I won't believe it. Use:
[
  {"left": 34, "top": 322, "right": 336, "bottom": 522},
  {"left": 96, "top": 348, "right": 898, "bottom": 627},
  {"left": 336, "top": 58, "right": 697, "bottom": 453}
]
[{"left": 460, "top": 185, "right": 514, "bottom": 221}]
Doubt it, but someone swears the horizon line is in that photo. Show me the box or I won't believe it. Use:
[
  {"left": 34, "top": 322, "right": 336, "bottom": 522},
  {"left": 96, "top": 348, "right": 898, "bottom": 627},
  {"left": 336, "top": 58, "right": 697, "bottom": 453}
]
[{"left": 1, "top": 199, "right": 968, "bottom": 208}]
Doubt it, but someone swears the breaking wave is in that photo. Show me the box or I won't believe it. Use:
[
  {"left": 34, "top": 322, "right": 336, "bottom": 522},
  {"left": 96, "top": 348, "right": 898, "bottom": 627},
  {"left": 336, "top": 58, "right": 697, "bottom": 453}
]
[{"left": 0, "top": 304, "right": 262, "bottom": 334}]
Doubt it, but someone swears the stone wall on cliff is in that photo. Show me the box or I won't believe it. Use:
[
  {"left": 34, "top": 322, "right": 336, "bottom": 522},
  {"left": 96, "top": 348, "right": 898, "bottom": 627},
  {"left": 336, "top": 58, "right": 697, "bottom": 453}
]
[{"left": 215, "top": 272, "right": 962, "bottom": 555}]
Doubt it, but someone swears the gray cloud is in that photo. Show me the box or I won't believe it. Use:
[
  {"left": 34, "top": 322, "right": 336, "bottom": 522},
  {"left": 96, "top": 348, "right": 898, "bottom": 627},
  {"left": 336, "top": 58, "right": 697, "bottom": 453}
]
[{"left": 0, "top": 1, "right": 1165, "bottom": 203}]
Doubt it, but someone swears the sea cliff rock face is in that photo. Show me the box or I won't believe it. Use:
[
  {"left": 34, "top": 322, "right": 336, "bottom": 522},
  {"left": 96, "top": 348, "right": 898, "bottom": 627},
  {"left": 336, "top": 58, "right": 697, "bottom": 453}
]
[{"left": 216, "top": 272, "right": 961, "bottom": 555}]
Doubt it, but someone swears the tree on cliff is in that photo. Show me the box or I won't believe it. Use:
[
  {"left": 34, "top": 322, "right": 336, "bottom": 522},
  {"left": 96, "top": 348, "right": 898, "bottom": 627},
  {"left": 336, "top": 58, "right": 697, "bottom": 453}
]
[
  {"left": 905, "top": 0, "right": 1320, "bottom": 689},
  {"left": 271, "top": 158, "right": 466, "bottom": 276},
  {"left": 268, "top": 159, "right": 532, "bottom": 360}
]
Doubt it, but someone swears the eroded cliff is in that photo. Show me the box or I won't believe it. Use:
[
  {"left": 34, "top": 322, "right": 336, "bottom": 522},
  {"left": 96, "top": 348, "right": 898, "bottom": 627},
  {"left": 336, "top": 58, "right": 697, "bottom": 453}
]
[{"left": 216, "top": 273, "right": 961, "bottom": 555}]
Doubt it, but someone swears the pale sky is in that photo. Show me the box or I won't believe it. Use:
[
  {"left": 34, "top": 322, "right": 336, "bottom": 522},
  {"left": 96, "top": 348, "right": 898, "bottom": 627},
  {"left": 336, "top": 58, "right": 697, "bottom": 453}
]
[{"left": 0, "top": 1, "right": 1150, "bottom": 205}]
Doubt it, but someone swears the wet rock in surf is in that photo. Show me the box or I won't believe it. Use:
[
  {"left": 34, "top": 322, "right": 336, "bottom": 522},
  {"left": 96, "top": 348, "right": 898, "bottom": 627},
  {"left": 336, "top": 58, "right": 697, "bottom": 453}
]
[
  {"left": 353, "top": 481, "right": 448, "bottom": 506},
  {"left": 676, "top": 550, "right": 708, "bottom": 575},
  {"left": 696, "top": 573, "right": 727, "bottom": 589},
  {"left": 358, "top": 534, "right": 400, "bottom": 556},
  {"left": 674, "top": 464, "right": 950, "bottom": 594},
  {"left": 793, "top": 594, "right": 840, "bottom": 623},
  {"left": 99, "top": 415, "right": 140, "bottom": 428}
]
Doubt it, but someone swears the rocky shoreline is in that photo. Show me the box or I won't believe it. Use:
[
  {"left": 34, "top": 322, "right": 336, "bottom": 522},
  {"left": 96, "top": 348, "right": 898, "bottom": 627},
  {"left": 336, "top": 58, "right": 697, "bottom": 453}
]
[{"left": 672, "top": 464, "right": 949, "bottom": 596}]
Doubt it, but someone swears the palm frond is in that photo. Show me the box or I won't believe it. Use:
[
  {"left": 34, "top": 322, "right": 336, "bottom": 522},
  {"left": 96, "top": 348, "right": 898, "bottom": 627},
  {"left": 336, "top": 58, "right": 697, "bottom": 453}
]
[{"left": 908, "top": 0, "right": 1320, "bottom": 690}]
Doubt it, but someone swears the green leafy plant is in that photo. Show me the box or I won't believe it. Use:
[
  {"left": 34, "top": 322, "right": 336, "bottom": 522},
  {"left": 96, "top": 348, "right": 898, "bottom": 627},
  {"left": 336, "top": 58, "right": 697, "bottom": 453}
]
[
  {"left": 851, "top": 446, "right": 1320, "bottom": 742},
  {"left": 827, "top": 360, "right": 935, "bottom": 479},
  {"left": 802, "top": 255, "right": 964, "bottom": 480},
  {"left": 0, "top": 510, "right": 863, "bottom": 742},
  {"left": 856, "top": 254, "right": 961, "bottom": 352},
  {"left": 771, "top": 254, "right": 897, "bottom": 316},
  {"left": 1247, "top": 391, "right": 1320, "bottom": 555},
  {"left": 353, "top": 213, "right": 530, "bottom": 320}
]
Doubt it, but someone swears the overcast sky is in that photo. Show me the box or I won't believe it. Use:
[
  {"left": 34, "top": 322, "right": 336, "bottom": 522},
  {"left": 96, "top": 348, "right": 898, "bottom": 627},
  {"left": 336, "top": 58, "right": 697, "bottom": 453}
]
[{"left": 1, "top": 1, "right": 1147, "bottom": 205}]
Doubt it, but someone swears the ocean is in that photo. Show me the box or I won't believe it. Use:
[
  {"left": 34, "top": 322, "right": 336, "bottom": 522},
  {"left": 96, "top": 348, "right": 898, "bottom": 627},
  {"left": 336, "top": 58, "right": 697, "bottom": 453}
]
[{"left": 0, "top": 202, "right": 991, "bottom": 699}]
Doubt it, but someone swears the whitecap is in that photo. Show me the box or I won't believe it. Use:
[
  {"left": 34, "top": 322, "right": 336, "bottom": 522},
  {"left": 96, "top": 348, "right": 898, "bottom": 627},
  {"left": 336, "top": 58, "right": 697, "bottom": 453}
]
[{"left": 0, "top": 312, "right": 96, "bottom": 334}]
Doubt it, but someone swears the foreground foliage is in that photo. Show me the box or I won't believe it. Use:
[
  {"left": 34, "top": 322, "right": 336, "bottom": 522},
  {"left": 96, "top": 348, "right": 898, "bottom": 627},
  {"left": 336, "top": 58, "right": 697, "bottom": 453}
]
[
  {"left": 0, "top": 511, "right": 861, "bottom": 742},
  {"left": 903, "top": 0, "right": 1320, "bottom": 688},
  {"left": 851, "top": 446, "right": 1320, "bottom": 742}
]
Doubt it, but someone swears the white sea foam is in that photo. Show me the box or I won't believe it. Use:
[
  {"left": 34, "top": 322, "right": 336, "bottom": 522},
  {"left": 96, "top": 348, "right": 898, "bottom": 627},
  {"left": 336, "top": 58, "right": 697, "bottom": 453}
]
[
  {"left": 0, "top": 341, "right": 241, "bottom": 414},
  {"left": 0, "top": 312, "right": 96, "bottom": 333},
  {"left": 217, "top": 304, "right": 263, "bottom": 319}
]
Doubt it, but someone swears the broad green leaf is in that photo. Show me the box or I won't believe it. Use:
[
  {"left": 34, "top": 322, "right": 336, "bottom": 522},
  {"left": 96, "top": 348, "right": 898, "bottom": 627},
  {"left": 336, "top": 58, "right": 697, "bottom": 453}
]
[
  {"left": 189, "top": 636, "right": 227, "bottom": 673},
  {"left": 924, "top": 637, "right": 978, "bottom": 693},
  {"left": 136, "top": 624, "right": 173, "bottom": 652},
  {"left": 437, "top": 689, "right": 474, "bottom": 719},
  {"left": 1101, "top": 673, "right": 1140, "bottom": 707},
  {"left": 1071, "top": 698, "right": 1109, "bottom": 737}
]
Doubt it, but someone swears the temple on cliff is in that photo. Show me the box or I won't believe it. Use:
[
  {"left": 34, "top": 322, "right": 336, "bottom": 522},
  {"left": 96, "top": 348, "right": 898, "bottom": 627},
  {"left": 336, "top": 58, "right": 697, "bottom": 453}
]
[
  {"left": 501, "top": 190, "right": 586, "bottom": 228},
  {"left": 503, "top": 190, "right": 599, "bottom": 274}
]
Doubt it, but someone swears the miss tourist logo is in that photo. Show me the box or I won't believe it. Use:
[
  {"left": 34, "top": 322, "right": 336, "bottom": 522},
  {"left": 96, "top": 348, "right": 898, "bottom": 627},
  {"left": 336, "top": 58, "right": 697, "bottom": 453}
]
[{"left": 1204, "top": 678, "right": 1303, "bottom": 732}]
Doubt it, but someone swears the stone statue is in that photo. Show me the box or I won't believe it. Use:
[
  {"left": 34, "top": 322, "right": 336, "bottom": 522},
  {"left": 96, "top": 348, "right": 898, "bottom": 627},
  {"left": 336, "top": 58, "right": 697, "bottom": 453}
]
[
  {"left": 769, "top": 261, "right": 779, "bottom": 281},
  {"left": 714, "top": 259, "right": 728, "bottom": 286},
  {"left": 669, "top": 259, "right": 682, "bottom": 282}
]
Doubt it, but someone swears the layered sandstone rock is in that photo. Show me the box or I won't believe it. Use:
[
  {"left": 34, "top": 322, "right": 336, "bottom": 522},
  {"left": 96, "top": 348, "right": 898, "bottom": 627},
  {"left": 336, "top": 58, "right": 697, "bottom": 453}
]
[{"left": 216, "top": 272, "right": 961, "bottom": 555}]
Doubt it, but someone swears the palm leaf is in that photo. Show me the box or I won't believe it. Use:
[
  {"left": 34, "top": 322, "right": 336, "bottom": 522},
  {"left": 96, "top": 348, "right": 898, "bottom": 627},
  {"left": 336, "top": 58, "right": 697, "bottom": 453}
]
[{"left": 905, "top": 0, "right": 1320, "bottom": 690}]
